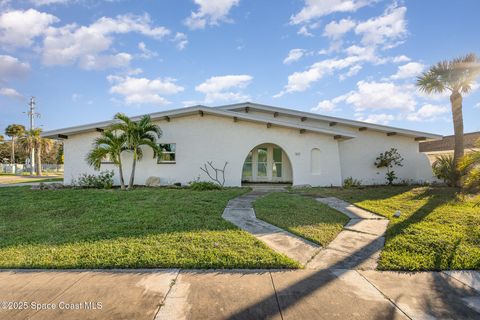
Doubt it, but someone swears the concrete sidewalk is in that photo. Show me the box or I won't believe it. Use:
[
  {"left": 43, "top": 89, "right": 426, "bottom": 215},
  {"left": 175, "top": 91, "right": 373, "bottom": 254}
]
[{"left": 0, "top": 269, "right": 479, "bottom": 320}]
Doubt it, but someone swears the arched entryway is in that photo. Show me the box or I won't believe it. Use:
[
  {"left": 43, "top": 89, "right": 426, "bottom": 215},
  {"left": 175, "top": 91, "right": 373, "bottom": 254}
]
[{"left": 241, "top": 143, "right": 293, "bottom": 183}]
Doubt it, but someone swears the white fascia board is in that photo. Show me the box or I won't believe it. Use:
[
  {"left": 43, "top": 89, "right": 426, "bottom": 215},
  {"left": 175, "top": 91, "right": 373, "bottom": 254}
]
[
  {"left": 43, "top": 104, "right": 355, "bottom": 139},
  {"left": 218, "top": 102, "right": 443, "bottom": 140}
]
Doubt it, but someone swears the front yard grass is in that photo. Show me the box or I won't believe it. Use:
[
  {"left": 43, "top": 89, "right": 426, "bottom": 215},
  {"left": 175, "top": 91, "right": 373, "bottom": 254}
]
[
  {"left": 254, "top": 193, "right": 349, "bottom": 246},
  {"left": 294, "top": 186, "right": 480, "bottom": 271},
  {"left": 0, "top": 187, "right": 298, "bottom": 269}
]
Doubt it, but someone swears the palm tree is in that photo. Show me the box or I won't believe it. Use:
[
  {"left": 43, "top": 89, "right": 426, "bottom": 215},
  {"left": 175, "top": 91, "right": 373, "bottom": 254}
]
[
  {"left": 110, "top": 113, "right": 162, "bottom": 189},
  {"left": 417, "top": 53, "right": 480, "bottom": 186},
  {"left": 18, "top": 128, "right": 53, "bottom": 176},
  {"left": 86, "top": 130, "right": 127, "bottom": 190},
  {"left": 5, "top": 124, "right": 25, "bottom": 169},
  {"left": 458, "top": 139, "right": 480, "bottom": 193}
]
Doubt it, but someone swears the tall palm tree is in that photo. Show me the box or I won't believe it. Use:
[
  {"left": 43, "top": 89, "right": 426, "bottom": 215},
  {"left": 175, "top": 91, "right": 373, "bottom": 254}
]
[
  {"left": 18, "top": 128, "right": 52, "bottom": 176},
  {"left": 110, "top": 113, "right": 162, "bottom": 189},
  {"left": 5, "top": 124, "right": 25, "bottom": 168},
  {"left": 86, "top": 130, "right": 127, "bottom": 190},
  {"left": 417, "top": 53, "right": 480, "bottom": 186}
]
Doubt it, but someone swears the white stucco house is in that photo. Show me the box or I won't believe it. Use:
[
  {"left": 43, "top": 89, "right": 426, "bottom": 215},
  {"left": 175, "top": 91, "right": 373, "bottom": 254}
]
[{"left": 43, "top": 102, "right": 442, "bottom": 187}]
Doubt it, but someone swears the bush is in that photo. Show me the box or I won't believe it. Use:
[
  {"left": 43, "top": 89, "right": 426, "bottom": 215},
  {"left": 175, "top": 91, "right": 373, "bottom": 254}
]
[
  {"left": 343, "top": 177, "right": 361, "bottom": 188},
  {"left": 432, "top": 155, "right": 457, "bottom": 187},
  {"left": 189, "top": 181, "right": 222, "bottom": 191},
  {"left": 74, "top": 170, "right": 114, "bottom": 189},
  {"left": 374, "top": 148, "right": 404, "bottom": 185}
]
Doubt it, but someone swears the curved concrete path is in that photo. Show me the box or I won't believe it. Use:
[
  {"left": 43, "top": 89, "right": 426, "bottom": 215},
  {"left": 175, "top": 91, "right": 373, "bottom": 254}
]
[
  {"left": 222, "top": 188, "right": 321, "bottom": 266},
  {"left": 222, "top": 189, "right": 389, "bottom": 270},
  {"left": 307, "top": 197, "right": 389, "bottom": 270}
]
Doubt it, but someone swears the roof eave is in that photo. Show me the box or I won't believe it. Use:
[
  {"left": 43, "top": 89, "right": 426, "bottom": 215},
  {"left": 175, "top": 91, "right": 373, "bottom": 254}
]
[{"left": 218, "top": 102, "right": 443, "bottom": 140}]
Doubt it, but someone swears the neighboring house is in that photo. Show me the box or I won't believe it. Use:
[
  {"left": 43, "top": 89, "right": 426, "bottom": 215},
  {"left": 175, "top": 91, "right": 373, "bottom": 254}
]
[
  {"left": 43, "top": 102, "right": 442, "bottom": 186},
  {"left": 420, "top": 131, "right": 480, "bottom": 164}
]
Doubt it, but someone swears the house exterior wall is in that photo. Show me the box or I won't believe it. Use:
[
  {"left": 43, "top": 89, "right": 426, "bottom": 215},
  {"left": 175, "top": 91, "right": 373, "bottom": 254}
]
[
  {"left": 338, "top": 130, "right": 435, "bottom": 184},
  {"left": 229, "top": 107, "right": 436, "bottom": 185},
  {"left": 63, "top": 114, "right": 343, "bottom": 187}
]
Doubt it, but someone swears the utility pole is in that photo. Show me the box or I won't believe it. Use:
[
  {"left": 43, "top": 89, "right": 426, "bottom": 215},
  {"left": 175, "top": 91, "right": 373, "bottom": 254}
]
[{"left": 27, "top": 97, "right": 40, "bottom": 175}]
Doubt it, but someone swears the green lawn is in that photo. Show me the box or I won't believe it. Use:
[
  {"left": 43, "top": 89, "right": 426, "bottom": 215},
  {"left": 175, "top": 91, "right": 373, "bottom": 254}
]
[
  {"left": 0, "top": 175, "right": 63, "bottom": 185},
  {"left": 254, "top": 193, "right": 349, "bottom": 246},
  {"left": 0, "top": 187, "right": 298, "bottom": 269},
  {"left": 293, "top": 186, "right": 480, "bottom": 271}
]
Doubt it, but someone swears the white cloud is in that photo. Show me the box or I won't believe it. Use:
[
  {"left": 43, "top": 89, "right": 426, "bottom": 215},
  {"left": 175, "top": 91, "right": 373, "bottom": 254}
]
[
  {"left": 29, "top": 0, "right": 70, "bottom": 5},
  {"left": 276, "top": 45, "right": 379, "bottom": 96},
  {"left": 290, "top": 0, "right": 375, "bottom": 25},
  {"left": 80, "top": 53, "right": 132, "bottom": 70},
  {"left": 341, "top": 80, "right": 417, "bottom": 112},
  {"left": 42, "top": 13, "right": 170, "bottom": 69},
  {"left": 107, "top": 75, "right": 184, "bottom": 106},
  {"left": 184, "top": 0, "right": 240, "bottom": 30},
  {"left": 297, "top": 25, "right": 314, "bottom": 37},
  {"left": 283, "top": 49, "right": 306, "bottom": 64},
  {"left": 0, "top": 87, "right": 22, "bottom": 99},
  {"left": 355, "top": 6, "right": 407, "bottom": 47},
  {"left": 311, "top": 100, "right": 336, "bottom": 113},
  {"left": 475, "top": 102, "right": 480, "bottom": 109},
  {"left": 0, "top": 9, "right": 59, "bottom": 48},
  {"left": 339, "top": 64, "right": 362, "bottom": 80},
  {"left": 406, "top": 104, "right": 449, "bottom": 122},
  {"left": 390, "top": 62, "right": 424, "bottom": 80},
  {"left": 392, "top": 55, "right": 410, "bottom": 63},
  {"left": 195, "top": 74, "right": 252, "bottom": 103},
  {"left": 172, "top": 32, "right": 188, "bottom": 50},
  {"left": 323, "top": 18, "right": 356, "bottom": 39},
  {"left": 138, "top": 42, "right": 158, "bottom": 59},
  {"left": 0, "top": 55, "right": 30, "bottom": 79},
  {"left": 356, "top": 113, "right": 395, "bottom": 124}
]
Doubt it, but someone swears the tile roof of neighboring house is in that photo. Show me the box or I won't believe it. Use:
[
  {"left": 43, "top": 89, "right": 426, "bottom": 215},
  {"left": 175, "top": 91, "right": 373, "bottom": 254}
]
[{"left": 419, "top": 131, "right": 480, "bottom": 152}]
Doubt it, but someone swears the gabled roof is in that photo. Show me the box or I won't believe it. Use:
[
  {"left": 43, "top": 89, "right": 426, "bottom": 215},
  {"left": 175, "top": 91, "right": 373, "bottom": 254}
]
[
  {"left": 218, "top": 102, "right": 442, "bottom": 140},
  {"left": 42, "top": 105, "right": 357, "bottom": 139}
]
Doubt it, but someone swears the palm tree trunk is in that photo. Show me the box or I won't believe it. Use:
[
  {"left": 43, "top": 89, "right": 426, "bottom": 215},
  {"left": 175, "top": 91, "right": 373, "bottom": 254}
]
[
  {"left": 36, "top": 146, "right": 42, "bottom": 176},
  {"left": 450, "top": 91, "right": 464, "bottom": 187},
  {"left": 11, "top": 137, "right": 15, "bottom": 173},
  {"left": 118, "top": 156, "right": 126, "bottom": 190},
  {"left": 128, "top": 151, "right": 137, "bottom": 189}
]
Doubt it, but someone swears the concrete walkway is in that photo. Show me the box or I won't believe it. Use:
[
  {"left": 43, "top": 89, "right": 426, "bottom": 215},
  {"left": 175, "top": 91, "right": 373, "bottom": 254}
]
[
  {"left": 222, "top": 188, "right": 321, "bottom": 266},
  {"left": 308, "top": 197, "right": 388, "bottom": 270},
  {"left": 1, "top": 269, "right": 479, "bottom": 319},
  {"left": 223, "top": 189, "right": 389, "bottom": 270}
]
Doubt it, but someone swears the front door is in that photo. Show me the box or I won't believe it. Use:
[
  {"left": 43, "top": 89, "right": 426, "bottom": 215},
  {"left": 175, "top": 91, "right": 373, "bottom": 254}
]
[{"left": 242, "top": 145, "right": 287, "bottom": 182}]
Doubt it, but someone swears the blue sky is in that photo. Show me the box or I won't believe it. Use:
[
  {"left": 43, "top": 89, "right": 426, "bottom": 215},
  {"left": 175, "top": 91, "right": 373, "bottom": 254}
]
[{"left": 1, "top": 0, "right": 479, "bottom": 135}]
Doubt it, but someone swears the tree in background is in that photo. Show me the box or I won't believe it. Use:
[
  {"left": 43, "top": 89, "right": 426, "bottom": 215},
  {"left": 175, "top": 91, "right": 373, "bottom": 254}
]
[
  {"left": 5, "top": 124, "right": 25, "bottom": 167},
  {"left": 417, "top": 53, "right": 480, "bottom": 186},
  {"left": 110, "top": 113, "right": 162, "bottom": 189},
  {"left": 56, "top": 143, "right": 64, "bottom": 164},
  {"left": 86, "top": 130, "right": 127, "bottom": 190},
  {"left": 374, "top": 148, "right": 404, "bottom": 185},
  {"left": 18, "top": 128, "right": 53, "bottom": 176}
]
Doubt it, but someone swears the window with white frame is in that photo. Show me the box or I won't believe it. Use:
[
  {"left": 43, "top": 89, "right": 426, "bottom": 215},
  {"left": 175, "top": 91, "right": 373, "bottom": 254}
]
[{"left": 158, "top": 143, "right": 176, "bottom": 163}]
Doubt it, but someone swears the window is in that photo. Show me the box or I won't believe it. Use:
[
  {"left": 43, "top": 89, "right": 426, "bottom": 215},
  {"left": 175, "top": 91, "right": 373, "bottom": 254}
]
[
  {"left": 242, "top": 151, "right": 253, "bottom": 177},
  {"left": 272, "top": 147, "right": 282, "bottom": 177},
  {"left": 158, "top": 143, "right": 176, "bottom": 163},
  {"left": 257, "top": 147, "right": 268, "bottom": 176}
]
